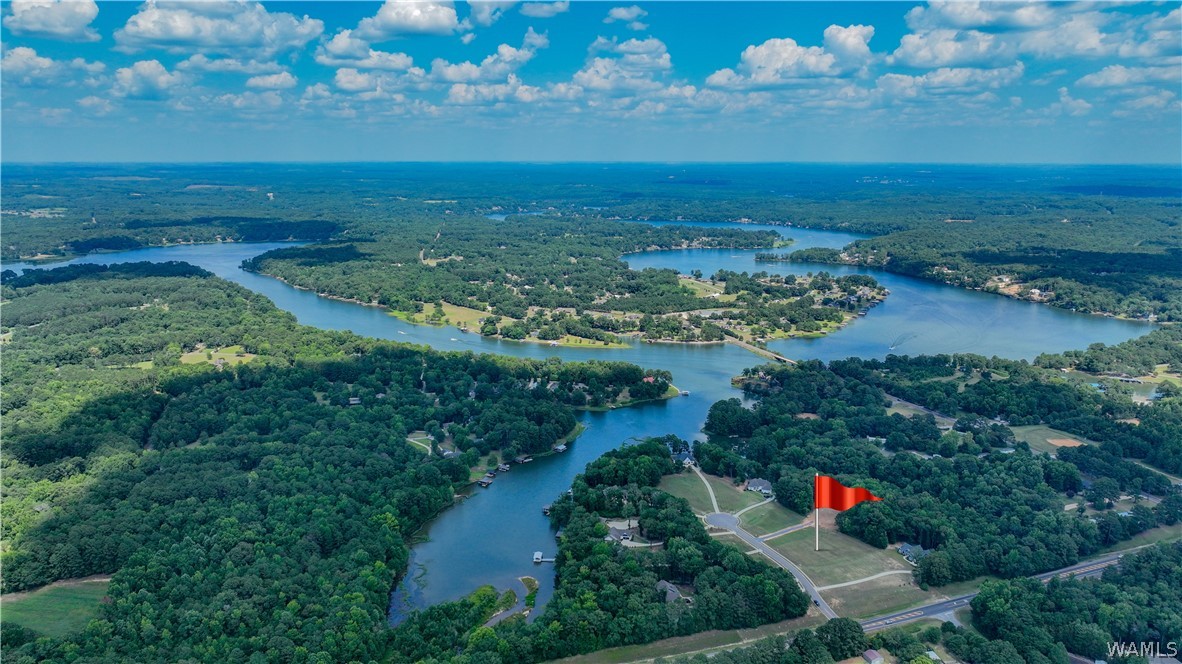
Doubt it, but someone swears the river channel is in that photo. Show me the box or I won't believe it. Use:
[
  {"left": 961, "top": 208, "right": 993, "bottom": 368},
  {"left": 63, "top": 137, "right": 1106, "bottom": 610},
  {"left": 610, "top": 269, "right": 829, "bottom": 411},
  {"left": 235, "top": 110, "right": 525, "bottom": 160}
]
[{"left": 4, "top": 222, "right": 1154, "bottom": 620}]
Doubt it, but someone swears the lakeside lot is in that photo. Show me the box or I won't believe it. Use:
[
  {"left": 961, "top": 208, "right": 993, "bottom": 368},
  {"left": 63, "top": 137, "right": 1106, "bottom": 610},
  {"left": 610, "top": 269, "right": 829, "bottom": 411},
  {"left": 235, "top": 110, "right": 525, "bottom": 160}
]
[{"left": 657, "top": 472, "right": 766, "bottom": 515}]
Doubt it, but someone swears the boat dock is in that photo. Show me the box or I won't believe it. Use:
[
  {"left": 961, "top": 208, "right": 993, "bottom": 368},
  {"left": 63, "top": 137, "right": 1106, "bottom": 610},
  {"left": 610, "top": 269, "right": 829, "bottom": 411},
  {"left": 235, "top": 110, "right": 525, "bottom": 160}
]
[{"left": 533, "top": 551, "right": 556, "bottom": 563}]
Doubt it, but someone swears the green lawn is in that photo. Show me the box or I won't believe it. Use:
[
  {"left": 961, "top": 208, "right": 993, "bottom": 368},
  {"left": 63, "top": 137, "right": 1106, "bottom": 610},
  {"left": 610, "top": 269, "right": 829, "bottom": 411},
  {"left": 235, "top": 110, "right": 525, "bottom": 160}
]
[
  {"left": 1010, "top": 424, "right": 1092, "bottom": 455},
  {"left": 823, "top": 574, "right": 933, "bottom": 620},
  {"left": 768, "top": 529, "right": 911, "bottom": 587},
  {"left": 711, "top": 533, "right": 756, "bottom": 554},
  {"left": 708, "top": 475, "right": 765, "bottom": 514},
  {"left": 659, "top": 473, "right": 716, "bottom": 515},
  {"left": 738, "top": 501, "right": 803, "bottom": 537},
  {"left": 887, "top": 401, "right": 928, "bottom": 418},
  {"left": 1100, "top": 525, "right": 1182, "bottom": 553},
  {"left": 1, "top": 579, "right": 110, "bottom": 638},
  {"left": 662, "top": 471, "right": 767, "bottom": 514},
  {"left": 180, "top": 344, "right": 256, "bottom": 366},
  {"left": 550, "top": 613, "right": 824, "bottom": 664}
]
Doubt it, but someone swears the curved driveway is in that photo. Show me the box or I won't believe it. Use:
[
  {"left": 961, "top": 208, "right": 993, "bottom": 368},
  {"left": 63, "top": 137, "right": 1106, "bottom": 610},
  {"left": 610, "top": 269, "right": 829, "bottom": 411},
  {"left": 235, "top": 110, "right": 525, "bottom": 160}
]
[{"left": 705, "top": 511, "right": 837, "bottom": 619}]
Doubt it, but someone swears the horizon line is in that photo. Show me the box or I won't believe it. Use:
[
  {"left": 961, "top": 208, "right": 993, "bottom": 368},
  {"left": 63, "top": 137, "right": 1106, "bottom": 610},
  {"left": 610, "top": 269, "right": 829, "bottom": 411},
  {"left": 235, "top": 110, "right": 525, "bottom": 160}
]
[{"left": 5, "top": 160, "right": 1180, "bottom": 168}]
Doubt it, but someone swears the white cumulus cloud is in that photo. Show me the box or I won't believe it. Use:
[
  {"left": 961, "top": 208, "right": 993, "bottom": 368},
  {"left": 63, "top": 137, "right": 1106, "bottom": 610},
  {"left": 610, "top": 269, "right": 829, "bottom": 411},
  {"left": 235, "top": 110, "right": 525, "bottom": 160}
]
[
  {"left": 177, "top": 54, "right": 282, "bottom": 75},
  {"left": 431, "top": 28, "right": 548, "bottom": 82},
  {"left": 520, "top": 1, "right": 568, "bottom": 19},
  {"left": 1, "top": 46, "right": 104, "bottom": 87},
  {"left": 113, "top": 59, "right": 184, "bottom": 98},
  {"left": 77, "top": 94, "right": 115, "bottom": 115},
  {"left": 468, "top": 1, "right": 517, "bottom": 27},
  {"left": 3, "top": 0, "right": 99, "bottom": 42},
  {"left": 572, "top": 36, "right": 672, "bottom": 94},
  {"left": 604, "top": 5, "right": 647, "bottom": 31},
  {"left": 876, "top": 61, "right": 1025, "bottom": 99},
  {"left": 1076, "top": 64, "right": 1180, "bottom": 88},
  {"left": 707, "top": 25, "right": 875, "bottom": 89},
  {"left": 246, "top": 71, "right": 297, "bottom": 89},
  {"left": 115, "top": 1, "right": 323, "bottom": 57},
  {"left": 315, "top": 29, "right": 417, "bottom": 70},
  {"left": 355, "top": 0, "right": 461, "bottom": 40}
]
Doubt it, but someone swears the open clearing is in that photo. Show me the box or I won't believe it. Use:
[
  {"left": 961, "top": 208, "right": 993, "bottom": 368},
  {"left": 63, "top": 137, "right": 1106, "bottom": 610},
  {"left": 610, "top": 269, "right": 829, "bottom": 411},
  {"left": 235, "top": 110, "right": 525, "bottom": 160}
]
[
  {"left": 768, "top": 528, "right": 911, "bottom": 588},
  {"left": 738, "top": 501, "right": 803, "bottom": 537},
  {"left": 1014, "top": 424, "right": 1182, "bottom": 484},
  {"left": 710, "top": 476, "right": 766, "bottom": 514},
  {"left": 823, "top": 573, "right": 934, "bottom": 620},
  {"left": 1, "top": 577, "right": 110, "bottom": 638},
  {"left": 180, "top": 344, "right": 256, "bottom": 366},
  {"left": 659, "top": 473, "right": 716, "bottom": 515},
  {"left": 679, "top": 278, "right": 737, "bottom": 302},
  {"left": 1011, "top": 424, "right": 1094, "bottom": 455},
  {"left": 658, "top": 472, "right": 764, "bottom": 515},
  {"left": 550, "top": 613, "right": 825, "bottom": 664}
]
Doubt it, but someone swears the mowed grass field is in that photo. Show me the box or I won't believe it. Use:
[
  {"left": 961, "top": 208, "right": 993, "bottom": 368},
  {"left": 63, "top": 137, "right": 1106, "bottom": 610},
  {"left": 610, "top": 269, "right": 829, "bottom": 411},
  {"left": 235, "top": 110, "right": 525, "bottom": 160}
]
[
  {"left": 1015, "top": 423, "right": 1182, "bottom": 485},
  {"left": 659, "top": 471, "right": 766, "bottom": 515},
  {"left": 179, "top": 344, "right": 256, "bottom": 366},
  {"left": 659, "top": 473, "right": 716, "bottom": 515},
  {"left": 738, "top": 501, "right": 803, "bottom": 537},
  {"left": 1, "top": 578, "right": 110, "bottom": 638},
  {"left": 768, "top": 528, "right": 912, "bottom": 588},
  {"left": 823, "top": 573, "right": 933, "bottom": 620},
  {"left": 708, "top": 475, "right": 766, "bottom": 514},
  {"left": 551, "top": 613, "right": 825, "bottom": 664},
  {"left": 1011, "top": 424, "right": 1092, "bottom": 455}
]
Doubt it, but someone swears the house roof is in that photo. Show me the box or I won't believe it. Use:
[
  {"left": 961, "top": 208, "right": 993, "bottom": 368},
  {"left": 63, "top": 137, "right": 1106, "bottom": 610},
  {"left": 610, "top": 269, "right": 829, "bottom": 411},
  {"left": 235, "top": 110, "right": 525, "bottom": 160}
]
[
  {"left": 656, "top": 580, "right": 684, "bottom": 602},
  {"left": 863, "top": 650, "right": 882, "bottom": 661}
]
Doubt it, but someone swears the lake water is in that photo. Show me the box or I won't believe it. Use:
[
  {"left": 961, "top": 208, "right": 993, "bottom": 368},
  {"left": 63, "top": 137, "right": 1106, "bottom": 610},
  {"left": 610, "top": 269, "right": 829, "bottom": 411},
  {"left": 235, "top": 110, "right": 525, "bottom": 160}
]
[{"left": 2, "top": 223, "right": 1154, "bottom": 618}]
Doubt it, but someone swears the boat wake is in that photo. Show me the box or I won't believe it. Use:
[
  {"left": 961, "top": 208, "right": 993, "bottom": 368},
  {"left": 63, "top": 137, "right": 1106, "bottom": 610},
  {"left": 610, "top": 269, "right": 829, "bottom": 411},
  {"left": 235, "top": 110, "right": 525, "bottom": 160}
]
[{"left": 889, "top": 332, "right": 919, "bottom": 351}]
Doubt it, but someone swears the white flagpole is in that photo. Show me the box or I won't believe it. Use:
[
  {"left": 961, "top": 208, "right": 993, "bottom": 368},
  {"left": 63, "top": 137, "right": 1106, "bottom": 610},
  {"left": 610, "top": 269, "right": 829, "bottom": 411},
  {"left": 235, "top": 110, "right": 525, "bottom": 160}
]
[{"left": 815, "top": 473, "right": 820, "bottom": 552}]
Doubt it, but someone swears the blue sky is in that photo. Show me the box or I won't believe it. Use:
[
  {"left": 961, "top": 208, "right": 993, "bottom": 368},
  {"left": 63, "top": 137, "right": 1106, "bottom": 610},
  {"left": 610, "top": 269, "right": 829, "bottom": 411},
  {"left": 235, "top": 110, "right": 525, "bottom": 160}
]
[{"left": 2, "top": 1, "right": 1180, "bottom": 163}]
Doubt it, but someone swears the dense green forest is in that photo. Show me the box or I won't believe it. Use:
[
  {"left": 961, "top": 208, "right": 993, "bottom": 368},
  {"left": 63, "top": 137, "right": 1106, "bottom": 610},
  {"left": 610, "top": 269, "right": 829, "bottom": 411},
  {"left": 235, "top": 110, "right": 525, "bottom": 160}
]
[
  {"left": 662, "top": 543, "right": 1181, "bottom": 664},
  {"left": 5, "top": 163, "right": 1177, "bottom": 321},
  {"left": 1035, "top": 326, "right": 1182, "bottom": 377},
  {"left": 384, "top": 438, "right": 811, "bottom": 662},
  {"left": 701, "top": 360, "right": 1181, "bottom": 589},
  {"left": 0, "top": 263, "right": 675, "bottom": 663},
  {"left": 826, "top": 353, "right": 1182, "bottom": 477},
  {"left": 243, "top": 219, "right": 885, "bottom": 344}
]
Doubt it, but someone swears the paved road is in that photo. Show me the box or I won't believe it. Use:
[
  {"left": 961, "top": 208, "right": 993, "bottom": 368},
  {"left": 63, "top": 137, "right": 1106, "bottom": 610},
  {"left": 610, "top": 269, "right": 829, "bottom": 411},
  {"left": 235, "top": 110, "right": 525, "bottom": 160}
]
[
  {"left": 859, "top": 552, "right": 1127, "bottom": 632},
  {"left": 691, "top": 465, "right": 721, "bottom": 513},
  {"left": 759, "top": 521, "right": 811, "bottom": 542},
  {"left": 818, "top": 569, "right": 913, "bottom": 591},
  {"left": 735, "top": 497, "right": 775, "bottom": 517},
  {"left": 705, "top": 512, "right": 838, "bottom": 619}
]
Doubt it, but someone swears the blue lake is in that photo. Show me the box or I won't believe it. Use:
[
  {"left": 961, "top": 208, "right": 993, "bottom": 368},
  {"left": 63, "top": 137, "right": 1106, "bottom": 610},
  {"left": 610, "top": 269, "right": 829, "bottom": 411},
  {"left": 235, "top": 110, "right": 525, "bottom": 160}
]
[{"left": 2, "top": 222, "right": 1154, "bottom": 617}]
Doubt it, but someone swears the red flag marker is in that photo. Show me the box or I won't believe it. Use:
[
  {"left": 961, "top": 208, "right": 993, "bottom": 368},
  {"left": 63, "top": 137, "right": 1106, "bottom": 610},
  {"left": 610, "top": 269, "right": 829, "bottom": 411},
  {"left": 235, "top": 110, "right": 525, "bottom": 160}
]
[{"left": 814, "top": 474, "right": 881, "bottom": 550}]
